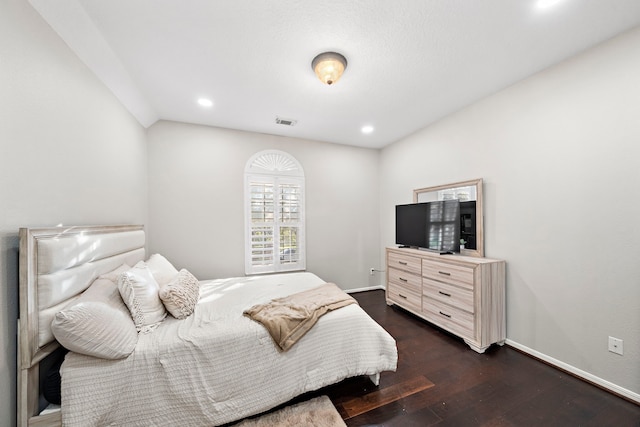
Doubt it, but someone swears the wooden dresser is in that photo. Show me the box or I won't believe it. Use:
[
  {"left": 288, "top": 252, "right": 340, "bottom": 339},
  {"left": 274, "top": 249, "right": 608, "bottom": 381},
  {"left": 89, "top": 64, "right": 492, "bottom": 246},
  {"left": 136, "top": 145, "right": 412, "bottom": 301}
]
[{"left": 386, "top": 247, "right": 505, "bottom": 353}]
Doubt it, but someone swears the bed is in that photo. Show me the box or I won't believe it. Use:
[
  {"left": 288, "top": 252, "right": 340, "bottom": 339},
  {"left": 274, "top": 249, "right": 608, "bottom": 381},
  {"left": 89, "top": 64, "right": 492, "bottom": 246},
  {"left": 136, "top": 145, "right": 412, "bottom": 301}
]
[{"left": 17, "top": 225, "right": 397, "bottom": 426}]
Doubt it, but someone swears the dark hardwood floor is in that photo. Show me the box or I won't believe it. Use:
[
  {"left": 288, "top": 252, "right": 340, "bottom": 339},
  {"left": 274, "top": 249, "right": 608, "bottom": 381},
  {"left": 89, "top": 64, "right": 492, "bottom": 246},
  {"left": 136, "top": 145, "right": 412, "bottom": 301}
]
[{"left": 312, "top": 290, "right": 639, "bottom": 426}]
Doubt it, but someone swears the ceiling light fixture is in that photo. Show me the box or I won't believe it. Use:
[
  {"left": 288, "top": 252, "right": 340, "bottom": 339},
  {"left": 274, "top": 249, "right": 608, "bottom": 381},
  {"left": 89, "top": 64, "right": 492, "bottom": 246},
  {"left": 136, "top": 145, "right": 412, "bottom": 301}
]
[
  {"left": 361, "top": 125, "right": 374, "bottom": 134},
  {"left": 197, "top": 98, "right": 213, "bottom": 107},
  {"left": 312, "top": 52, "right": 347, "bottom": 85},
  {"left": 535, "top": 0, "right": 563, "bottom": 10}
]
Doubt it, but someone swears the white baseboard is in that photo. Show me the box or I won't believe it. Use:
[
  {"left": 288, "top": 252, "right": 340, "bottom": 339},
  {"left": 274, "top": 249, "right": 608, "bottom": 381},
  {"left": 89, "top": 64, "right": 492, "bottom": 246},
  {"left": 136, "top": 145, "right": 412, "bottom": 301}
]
[
  {"left": 341, "top": 290, "right": 639, "bottom": 404},
  {"left": 345, "top": 285, "right": 385, "bottom": 294},
  {"left": 505, "top": 339, "right": 640, "bottom": 404}
]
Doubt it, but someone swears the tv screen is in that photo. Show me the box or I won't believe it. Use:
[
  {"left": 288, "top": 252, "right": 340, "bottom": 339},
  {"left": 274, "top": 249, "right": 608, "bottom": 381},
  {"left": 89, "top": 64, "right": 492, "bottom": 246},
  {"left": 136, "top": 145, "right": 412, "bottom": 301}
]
[
  {"left": 395, "top": 200, "right": 461, "bottom": 253},
  {"left": 425, "top": 200, "right": 461, "bottom": 253},
  {"left": 395, "top": 203, "right": 428, "bottom": 248}
]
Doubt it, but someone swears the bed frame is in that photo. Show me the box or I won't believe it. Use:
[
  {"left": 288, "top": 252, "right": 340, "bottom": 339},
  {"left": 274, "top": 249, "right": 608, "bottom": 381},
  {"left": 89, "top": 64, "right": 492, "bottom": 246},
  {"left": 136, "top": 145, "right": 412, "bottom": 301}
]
[
  {"left": 17, "top": 225, "right": 146, "bottom": 427},
  {"left": 17, "top": 224, "right": 390, "bottom": 426}
]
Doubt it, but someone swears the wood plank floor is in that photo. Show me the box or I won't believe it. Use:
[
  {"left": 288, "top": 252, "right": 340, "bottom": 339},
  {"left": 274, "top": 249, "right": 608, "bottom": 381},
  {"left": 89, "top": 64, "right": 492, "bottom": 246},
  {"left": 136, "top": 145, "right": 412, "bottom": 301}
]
[{"left": 305, "top": 289, "right": 640, "bottom": 426}]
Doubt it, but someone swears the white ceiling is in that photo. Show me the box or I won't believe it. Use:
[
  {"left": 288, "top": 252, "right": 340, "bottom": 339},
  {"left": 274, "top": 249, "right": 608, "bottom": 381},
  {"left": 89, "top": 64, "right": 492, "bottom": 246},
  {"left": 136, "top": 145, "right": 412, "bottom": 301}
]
[{"left": 30, "top": 0, "right": 640, "bottom": 149}]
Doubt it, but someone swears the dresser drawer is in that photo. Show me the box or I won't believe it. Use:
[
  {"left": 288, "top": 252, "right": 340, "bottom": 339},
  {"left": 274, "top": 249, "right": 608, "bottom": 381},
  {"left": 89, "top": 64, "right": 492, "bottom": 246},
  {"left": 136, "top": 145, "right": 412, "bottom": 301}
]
[
  {"left": 388, "top": 252, "right": 421, "bottom": 276},
  {"left": 388, "top": 267, "right": 421, "bottom": 291},
  {"left": 422, "top": 259, "right": 474, "bottom": 290},
  {"left": 388, "top": 282, "right": 421, "bottom": 313},
  {"left": 422, "top": 298, "right": 475, "bottom": 340},
  {"left": 423, "top": 278, "right": 474, "bottom": 314}
]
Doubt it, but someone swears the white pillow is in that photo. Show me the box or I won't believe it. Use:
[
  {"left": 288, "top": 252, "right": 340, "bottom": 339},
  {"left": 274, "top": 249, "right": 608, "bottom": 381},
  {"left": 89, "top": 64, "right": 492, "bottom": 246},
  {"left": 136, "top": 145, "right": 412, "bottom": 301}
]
[
  {"left": 159, "top": 269, "right": 200, "bottom": 319},
  {"left": 144, "top": 254, "right": 179, "bottom": 286},
  {"left": 51, "top": 276, "right": 138, "bottom": 359},
  {"left": 118, "top": 264, "right": 167, "bottom": 333}
]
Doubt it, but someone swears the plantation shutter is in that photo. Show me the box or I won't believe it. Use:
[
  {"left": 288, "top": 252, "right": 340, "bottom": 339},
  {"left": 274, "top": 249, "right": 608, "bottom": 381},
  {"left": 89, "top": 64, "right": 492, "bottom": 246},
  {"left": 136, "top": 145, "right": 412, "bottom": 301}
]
[
  {"left": 249, "top": 180, "right": 275, "bottom": 269},
  {"left": 245, "top": 151, "right": 305, "bottom": 275}
]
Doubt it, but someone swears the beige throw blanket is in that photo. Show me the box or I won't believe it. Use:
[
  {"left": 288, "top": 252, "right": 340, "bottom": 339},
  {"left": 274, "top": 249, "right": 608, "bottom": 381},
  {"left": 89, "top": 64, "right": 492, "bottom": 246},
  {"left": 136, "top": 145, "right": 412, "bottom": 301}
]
[{"left": 243, "top": 283, "right": 357, "bottom": 351}]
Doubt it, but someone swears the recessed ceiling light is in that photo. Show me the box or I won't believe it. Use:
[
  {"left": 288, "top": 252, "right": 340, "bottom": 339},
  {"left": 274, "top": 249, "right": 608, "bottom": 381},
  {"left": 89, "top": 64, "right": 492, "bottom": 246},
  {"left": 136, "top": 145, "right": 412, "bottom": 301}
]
[
  {"left": 361, "top": 125, "right": 374, "bottom": 134},
  {"left": 535, "top": 0, "right": 563, "bottom": 10},
  {"left": 197, "top": 98, "right": 213, "bottom": 107}
]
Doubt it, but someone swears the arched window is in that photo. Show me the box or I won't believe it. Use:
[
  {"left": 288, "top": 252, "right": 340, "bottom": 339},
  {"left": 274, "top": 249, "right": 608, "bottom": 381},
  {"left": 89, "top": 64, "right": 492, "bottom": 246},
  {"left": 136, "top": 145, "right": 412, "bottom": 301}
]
[{"left": 244, "top": 150, "right": 305, "bottom": 275}]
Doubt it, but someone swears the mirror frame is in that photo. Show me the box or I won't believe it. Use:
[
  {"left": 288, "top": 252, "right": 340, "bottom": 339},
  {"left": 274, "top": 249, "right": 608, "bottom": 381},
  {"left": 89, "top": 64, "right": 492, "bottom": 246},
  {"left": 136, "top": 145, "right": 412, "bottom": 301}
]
[{"left": 413, "top": 178, "right": 484, "bottom": 258}]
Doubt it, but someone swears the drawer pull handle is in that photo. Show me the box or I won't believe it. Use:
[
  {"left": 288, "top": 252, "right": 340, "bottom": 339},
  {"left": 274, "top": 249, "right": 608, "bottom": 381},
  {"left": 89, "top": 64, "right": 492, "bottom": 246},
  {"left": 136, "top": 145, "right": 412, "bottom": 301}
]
[
  {"left": 399, "top": 261, "right": 408, "bottom": 266},
  {"left": 438, "top": 271, "right": 451, "bottom": 276},
  {"left": 398, "top": 294, "right": 408, "bottom": 299},
  {"left": 399, "top": 277, "right": 408, "bottom": 282},
  {"left": 438, "top": 291, "right": 451, "bottom": 297},
  {"left": 439, "top": 311, "right": 451, "bottom": 318}
]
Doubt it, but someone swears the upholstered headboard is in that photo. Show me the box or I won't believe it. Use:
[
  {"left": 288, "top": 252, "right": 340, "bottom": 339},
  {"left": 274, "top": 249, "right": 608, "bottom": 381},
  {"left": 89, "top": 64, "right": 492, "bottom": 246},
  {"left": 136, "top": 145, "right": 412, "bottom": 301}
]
[{"left": 18, "top": 225, "right": 145, "bottom": 427}]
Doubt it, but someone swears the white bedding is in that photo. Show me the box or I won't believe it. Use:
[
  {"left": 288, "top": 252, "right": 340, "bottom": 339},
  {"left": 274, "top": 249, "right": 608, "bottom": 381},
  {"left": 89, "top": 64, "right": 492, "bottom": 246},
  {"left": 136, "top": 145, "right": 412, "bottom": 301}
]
[{"left": 60, "top": 272, "right": 397, "bottom": 426}]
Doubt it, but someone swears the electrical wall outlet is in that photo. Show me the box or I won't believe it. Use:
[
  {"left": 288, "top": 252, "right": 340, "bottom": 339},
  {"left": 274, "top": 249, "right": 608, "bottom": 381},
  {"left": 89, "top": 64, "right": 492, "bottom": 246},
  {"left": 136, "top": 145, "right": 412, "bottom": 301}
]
[
  {"left": 369, "top": 268, "right": 375, "bottom": 276},
  {"left": 608, "top": 336, "right": 623, "bottom": 355}
]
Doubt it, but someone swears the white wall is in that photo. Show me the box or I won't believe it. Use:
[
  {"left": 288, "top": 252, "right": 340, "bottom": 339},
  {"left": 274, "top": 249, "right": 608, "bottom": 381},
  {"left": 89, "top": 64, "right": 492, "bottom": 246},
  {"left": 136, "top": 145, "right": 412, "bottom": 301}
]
[
  {"left": 380, "top": 27, "right": 640, "bottom": 397},
  {"left": 147, "top": 120, "right": 381, "bottom": 289},
  {"left": 0, "top": 1, "right": 148, "bottom": 425}
]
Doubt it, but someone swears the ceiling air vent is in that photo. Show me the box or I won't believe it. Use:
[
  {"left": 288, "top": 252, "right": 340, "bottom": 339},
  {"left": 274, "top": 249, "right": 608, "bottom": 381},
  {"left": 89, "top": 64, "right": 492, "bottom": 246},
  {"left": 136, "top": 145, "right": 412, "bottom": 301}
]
[{"left": 275, "top": 117, "right": 297, "bottom": 126}]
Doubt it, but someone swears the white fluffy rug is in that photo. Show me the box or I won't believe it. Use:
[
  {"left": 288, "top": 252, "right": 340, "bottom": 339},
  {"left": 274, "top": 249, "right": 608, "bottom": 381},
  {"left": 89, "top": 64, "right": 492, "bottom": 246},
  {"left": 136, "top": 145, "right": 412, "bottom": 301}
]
[{"left": 232, "top": 395, "right": 346, "bottom": 427}]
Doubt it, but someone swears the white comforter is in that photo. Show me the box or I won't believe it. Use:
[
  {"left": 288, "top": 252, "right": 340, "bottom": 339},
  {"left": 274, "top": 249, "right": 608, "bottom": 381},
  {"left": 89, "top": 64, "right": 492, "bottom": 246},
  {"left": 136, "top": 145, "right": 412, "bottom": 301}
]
[{"left": 60, "top": 272, "right": 397, "bottom": 426}]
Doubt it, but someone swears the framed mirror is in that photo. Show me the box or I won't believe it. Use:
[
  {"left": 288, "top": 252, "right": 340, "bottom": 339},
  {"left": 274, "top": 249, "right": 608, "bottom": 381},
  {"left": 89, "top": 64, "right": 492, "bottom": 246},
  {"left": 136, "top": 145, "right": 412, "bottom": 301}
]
[{"left": 414, "top": 178, "right": 484, "bottom": 257}]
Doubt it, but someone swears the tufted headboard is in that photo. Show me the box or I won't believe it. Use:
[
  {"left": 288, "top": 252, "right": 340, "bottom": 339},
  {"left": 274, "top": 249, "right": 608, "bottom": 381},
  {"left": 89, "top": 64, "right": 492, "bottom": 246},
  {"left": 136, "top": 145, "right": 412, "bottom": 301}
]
[{"left": 18, "top": 224, "right": 146, "bottom": 427}]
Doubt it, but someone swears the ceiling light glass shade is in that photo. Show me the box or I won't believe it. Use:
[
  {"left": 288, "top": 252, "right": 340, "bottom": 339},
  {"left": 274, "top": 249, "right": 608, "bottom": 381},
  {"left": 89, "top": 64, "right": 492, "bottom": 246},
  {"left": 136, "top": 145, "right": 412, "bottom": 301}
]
[{"left": 312, "top": 52, "right": 347, "bottom": 85}]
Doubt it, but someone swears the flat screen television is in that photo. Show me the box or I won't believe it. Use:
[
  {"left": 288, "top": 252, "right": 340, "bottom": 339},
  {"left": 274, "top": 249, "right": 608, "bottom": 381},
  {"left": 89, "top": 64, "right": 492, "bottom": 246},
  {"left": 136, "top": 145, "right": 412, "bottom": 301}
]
[{"left": 395, "top": 200, "right": 461, "bottom": 253}]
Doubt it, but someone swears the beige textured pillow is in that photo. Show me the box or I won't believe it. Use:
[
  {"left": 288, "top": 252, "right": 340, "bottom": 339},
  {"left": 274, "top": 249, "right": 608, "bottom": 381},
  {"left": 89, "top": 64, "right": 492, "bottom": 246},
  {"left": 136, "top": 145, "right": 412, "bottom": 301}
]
[
  {"left": 51, "top": 276, "right": 138, "bottom": 359},
  {"left": 145, "top": 253, "right": 179, "bottom": 286},
  {"left": 159, "top": 269, "right": 200, "bottom": 319},
  {"left": 118, "top": 264, "right": 167, "bottom": 332}
]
